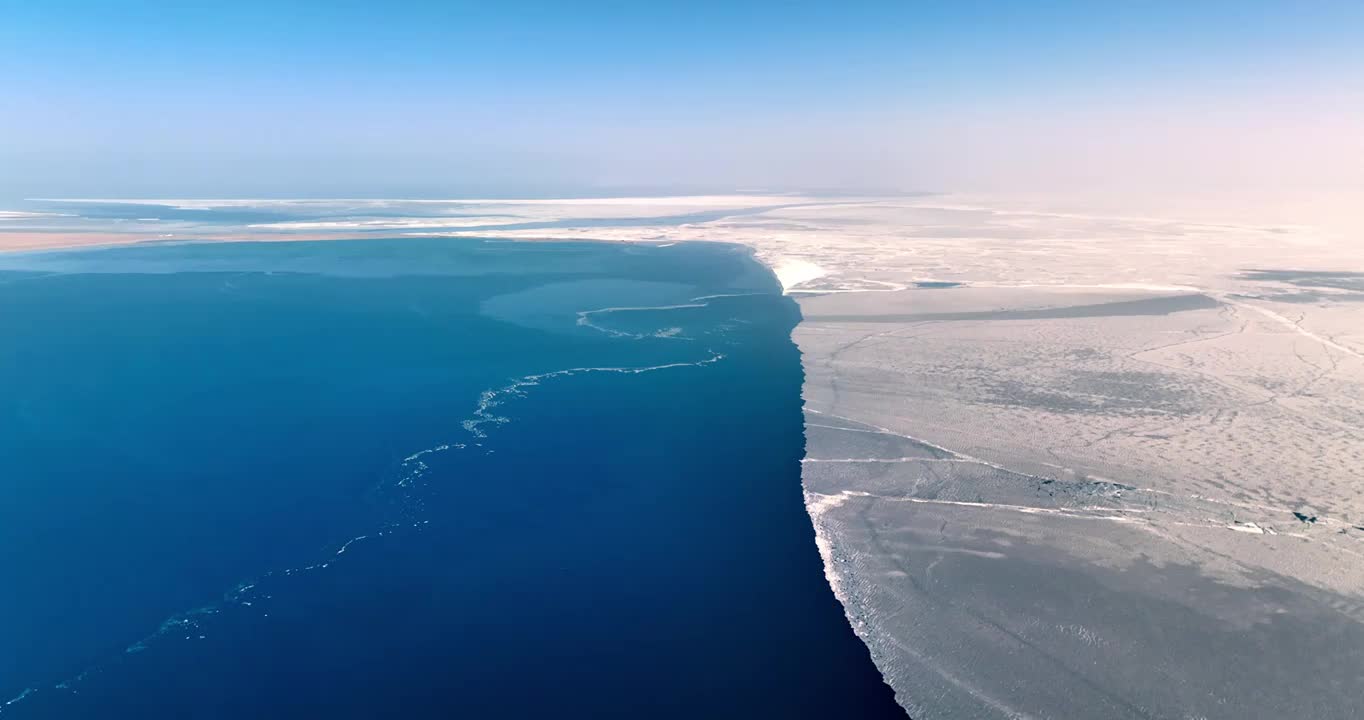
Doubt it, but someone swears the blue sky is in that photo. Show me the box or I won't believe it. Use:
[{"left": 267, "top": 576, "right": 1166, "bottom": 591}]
[{"left": 2, "top": 1, "right": 1361, "bottom": 197}]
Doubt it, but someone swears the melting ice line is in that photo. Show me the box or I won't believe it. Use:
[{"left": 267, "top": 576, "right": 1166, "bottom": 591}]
[
  {"left": 8, "top": 520, "right": 432, "bottom": 711},
  {"left": 805, "top": 422, "right": 904, "bottom": 436},
  {"left": 807, "top": 490, "right": 1147, "bottom": 523},
  {"left": 575, "top": 300, "right": 710, "bottom": 339},
  {"left": 575, "top": 302, "right": 703, "bottom": 339},
  {"left": 335, "top": 535, "right": 368, "bottom": 555},
  {"left": 581, "top": 302, "right": 707, "bottom": 315},
  {"left": 873, "top": 494, "right": 1147, "bottom": 522},
  {"left": 804, "top": 408, "right": 1056, "bottom": 484},
  {"left": 1, "top": 689, "right": 35, "bottom": 715},
  {"left": 576, "top": 292, "right": 773, "bottom": 339},
  {"left": 1218, "top": 295, "right": 1364, "bottom": 362},
  {"left": 462, "top": 352, "right": 725, "bottom": 439},
  {"left": 11, "top": 331, "right": 727, "bottom": 712},
  {"left": 688, "top": 291, "right": 768, "bottom": 302}
]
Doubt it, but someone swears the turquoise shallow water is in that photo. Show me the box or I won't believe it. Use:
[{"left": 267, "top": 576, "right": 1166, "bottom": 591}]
[{"left": 0, "top": 238, "right": 903, "bottom": 718}]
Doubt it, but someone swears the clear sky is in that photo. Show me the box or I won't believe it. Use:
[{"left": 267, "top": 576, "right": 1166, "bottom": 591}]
[{"left": 3, "top": 1, "right": 1362, "bottom": 198}]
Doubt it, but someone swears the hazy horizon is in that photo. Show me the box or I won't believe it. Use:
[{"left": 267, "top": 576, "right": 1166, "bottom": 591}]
[{"left": 5, "top": 1, "right": 1362, "bottom": 200}]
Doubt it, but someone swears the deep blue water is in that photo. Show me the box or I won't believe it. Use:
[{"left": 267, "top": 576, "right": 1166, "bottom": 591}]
[{"left": 0, "top": 238, "right": 904, "bottom": 718}]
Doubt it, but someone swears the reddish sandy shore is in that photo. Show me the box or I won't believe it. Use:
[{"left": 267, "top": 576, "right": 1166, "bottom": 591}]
[
  {"left": 0, "top": 232, "right": 155, "bottom": 252},
  {"left": 0, "top": 230, "right": 626, "bottom": 254},
  {"left": 0, "top": 230, "right": 389, "bottom": 253}
]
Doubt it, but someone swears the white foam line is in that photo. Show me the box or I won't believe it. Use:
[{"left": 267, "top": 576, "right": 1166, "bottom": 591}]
[
  {"left": 575, "top": 317, "right": 637, "bottom": 339},
  {"left": 24, "top": 520, "right": 431, "bottom": 704},
  {"left": 527, "top": 353, "right": 724, "bottom": 378},
  {"left": 15, "top": 339, "right": 727, "bottom": 705},
  {"left": 689, "top": 291, "right": 767, "bottom": 302},
  {"left": 401, "top": 443, "right": 460, "bottom": 463},
  {"left": 790, "top": 284, "right": 911, "bottom": 296},
  {"left": 1, "top": 689, "right": 35, "bottom": 713},
  {"left": 580, "top": 302, "right": 707, "bottom": 315},
  {"left": 463, "top": 352, "right": 725, "bottom": 439},
  {"left": 335, "top": 535, "right": 368, "bottom": 555},
  {"left": 575, "top": 301, "right": 712, "bottom": 340}
]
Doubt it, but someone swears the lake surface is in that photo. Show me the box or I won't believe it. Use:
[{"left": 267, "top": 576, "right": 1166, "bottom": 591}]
[{"left": 0, "top": 238, "right": 904, "bottom": 718}]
